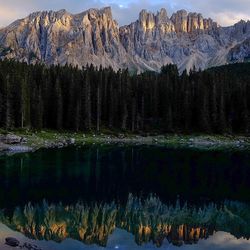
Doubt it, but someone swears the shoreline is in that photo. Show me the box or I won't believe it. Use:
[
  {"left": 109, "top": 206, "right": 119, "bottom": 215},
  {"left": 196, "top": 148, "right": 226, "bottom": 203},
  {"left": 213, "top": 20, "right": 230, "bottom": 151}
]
[
  {"left": 1, "top": 223, "right": 249, "bottom": 250},
  {"left": 0, "top": 130, "right": 250, "bottom": 154}
]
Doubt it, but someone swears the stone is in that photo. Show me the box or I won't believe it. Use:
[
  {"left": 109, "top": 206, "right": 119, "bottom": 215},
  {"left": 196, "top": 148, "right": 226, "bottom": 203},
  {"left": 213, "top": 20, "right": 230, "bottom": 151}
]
[
  {"left": 118, "top": 134, "right": 125, "bottom": 139},
  {"left": 7, "top": 146, "right": 33, "bottom": 152},
  {"left": 57, "top": 142, "right": 64, "bottom": 148},
  {"left": 5, "top": 237, "right": 20, "bottom": 247},
  {"left": 0, "top": 134, "right": 23, "bottom": 144},
  {"left": 21, "top": 137, "right": 28, "bottom": 143},
  {"left": 66, "top": 138, "right": 76, "bottom": 144}
]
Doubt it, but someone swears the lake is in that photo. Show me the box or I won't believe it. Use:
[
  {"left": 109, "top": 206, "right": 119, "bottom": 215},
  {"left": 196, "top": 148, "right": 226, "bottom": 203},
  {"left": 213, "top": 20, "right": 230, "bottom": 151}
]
[{"left": 0, "top": 145, "right": 249, "bottom": 249}]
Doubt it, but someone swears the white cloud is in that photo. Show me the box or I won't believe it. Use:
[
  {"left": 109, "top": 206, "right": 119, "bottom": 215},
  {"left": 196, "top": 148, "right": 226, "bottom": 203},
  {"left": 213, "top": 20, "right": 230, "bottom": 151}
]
[{"left": 214, "top": 12, "right": 250, "bottom": 26}]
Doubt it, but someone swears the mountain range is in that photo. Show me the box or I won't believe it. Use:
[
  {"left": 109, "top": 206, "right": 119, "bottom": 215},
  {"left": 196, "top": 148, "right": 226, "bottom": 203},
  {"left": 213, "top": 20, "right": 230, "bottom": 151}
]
[{"left": 0, "top": 6, "right": 250, "bottom": 72}]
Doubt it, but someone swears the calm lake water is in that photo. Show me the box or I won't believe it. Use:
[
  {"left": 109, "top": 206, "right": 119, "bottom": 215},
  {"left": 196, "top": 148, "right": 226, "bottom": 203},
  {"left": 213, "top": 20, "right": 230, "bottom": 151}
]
[{"left": 0, "top": 145, "right": 249, "bottom": 249}]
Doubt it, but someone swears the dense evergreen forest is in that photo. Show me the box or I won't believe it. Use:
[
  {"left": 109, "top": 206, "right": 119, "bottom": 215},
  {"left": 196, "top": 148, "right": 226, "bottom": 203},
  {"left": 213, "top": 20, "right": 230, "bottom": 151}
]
[{"left": 0, "top": 59, "right": 249, "bottom": 134}]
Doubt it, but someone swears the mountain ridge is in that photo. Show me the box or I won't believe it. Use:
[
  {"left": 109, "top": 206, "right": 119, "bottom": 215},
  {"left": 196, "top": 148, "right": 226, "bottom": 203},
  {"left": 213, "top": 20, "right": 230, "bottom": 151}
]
[{"left": 0, "top": 6, "right": 250, "bottom": 72}]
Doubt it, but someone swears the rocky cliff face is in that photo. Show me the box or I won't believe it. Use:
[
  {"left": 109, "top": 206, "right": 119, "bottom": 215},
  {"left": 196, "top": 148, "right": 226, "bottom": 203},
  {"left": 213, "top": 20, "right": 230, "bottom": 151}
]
[
  {"left": 170, "top": 10, "right": 217, "bottom": 33},
  {"left": 0, "top": 7, "right": 127, "bottom": 70},
  {"left": 0, "top": 7, "right": 250, "bottom": 72}
]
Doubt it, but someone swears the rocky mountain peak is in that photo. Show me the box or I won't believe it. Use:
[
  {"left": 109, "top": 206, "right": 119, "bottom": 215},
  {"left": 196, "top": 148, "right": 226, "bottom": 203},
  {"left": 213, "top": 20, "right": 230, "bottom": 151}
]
[
  {"left": 137, "top": 8, "right": 174, "bottom": 32},
  {"left": 56, "top": 9, "right": 68, "bottom": 15},
  {"left": 27, "top": 9, "right": 70, "bottom": 21},
  {"left": 233, "top": 19, "right": 250, "bottom": 33},
  {"left": 139, "top": 9, "right": 155, "bottom": 30},
  {"left": 170, "top": 10, "right": 217, "bottom": 32},
  {"left": 156, "top": 8, "right": 168, "bottom": 24},
  {"left": 170, "top": 10, "right": 188, "bottom": 32},
  {"left": 0, "top": 6, "right": 249, "bottom": 72},
  {"left": 100, "top": 6, "right": 112, "bottom": 18}
]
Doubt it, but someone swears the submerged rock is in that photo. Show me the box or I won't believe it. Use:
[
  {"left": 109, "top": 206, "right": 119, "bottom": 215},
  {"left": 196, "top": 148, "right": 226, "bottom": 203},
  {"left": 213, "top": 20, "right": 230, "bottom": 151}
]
[
  {"left": 5, "top": 237, "right": 20, "bottom": 247},
  {"left": 6, "top": 146, "right": 33, "bottom": 152},
  {"left": 23, "top": 242, "right": 42, "bottom": 250}
]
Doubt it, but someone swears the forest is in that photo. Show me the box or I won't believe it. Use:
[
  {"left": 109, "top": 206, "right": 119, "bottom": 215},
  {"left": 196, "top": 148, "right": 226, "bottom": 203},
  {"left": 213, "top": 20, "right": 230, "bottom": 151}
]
[{"left": 0, "top": 59, "right": 249, "bottom": 134}]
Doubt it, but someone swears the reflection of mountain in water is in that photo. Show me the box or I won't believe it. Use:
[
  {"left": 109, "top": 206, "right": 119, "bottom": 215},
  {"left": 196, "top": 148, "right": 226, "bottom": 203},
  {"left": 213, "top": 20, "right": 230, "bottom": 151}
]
[{"left": 0, "top": 195, "right": 249, "bottom": 247}]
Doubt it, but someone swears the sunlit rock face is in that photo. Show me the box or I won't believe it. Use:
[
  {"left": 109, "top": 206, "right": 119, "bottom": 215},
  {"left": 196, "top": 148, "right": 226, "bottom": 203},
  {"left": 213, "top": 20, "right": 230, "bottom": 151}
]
[
  {"left": 171, "top": 11, "right": 217, "bottom": 33},
  {"left": 170, "top": 10, "right": 188, "bottom": 32},
  {"left": 0, "top": 7, "right": 126, "bottom": 70},
  {"left": 137, "top": 8, "right": 175, "bottom": 32},
  {"left": 0, "top": 7, "right": 250, "bottom": 72}
]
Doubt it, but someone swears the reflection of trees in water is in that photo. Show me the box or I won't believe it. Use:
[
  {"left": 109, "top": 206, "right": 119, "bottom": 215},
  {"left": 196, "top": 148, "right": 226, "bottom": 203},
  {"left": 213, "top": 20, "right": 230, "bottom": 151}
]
[
  {"left": 0, "top": 195, "right": 249, "bottom": 247},
  {"left": 1, "top": 147, "right": 250, "bottom": 207}
]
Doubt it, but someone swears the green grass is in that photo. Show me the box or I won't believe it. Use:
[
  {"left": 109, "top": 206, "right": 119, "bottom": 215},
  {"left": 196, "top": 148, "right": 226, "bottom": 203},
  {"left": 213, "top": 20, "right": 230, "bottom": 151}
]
[{"left": 0, "top": 128, "right": 250, "bottom": 151}]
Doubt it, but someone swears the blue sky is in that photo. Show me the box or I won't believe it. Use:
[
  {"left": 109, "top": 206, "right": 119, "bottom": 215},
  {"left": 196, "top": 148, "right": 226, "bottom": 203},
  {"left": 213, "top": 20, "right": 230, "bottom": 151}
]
[{"left": 0, "top": 0, "right": 250, "bottom": 27}]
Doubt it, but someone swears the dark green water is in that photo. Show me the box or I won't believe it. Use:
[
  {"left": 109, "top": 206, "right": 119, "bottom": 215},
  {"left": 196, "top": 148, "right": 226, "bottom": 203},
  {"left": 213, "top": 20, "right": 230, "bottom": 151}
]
[
  {"left": 0, "top": 145, "right": 249, "bottom": 207},
  {"left": 0, "top": 145, "right": 250, "bottom": 249}
]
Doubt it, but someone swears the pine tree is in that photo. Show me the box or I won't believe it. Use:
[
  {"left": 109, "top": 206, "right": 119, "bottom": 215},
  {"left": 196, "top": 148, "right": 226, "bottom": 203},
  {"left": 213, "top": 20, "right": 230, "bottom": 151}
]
[
  {"left": 84, "top": 69, "right": 92, "bottom": 130},
  {"left": 55, "top": 77, "right": 63, "bottom": 130},
  {"left": 0, "top": 60, "right": 249, "bottom": 135},
  {"left": 121, "top": 70, "right": 129, "bottom": 130},
  {"left": 96, "top": 67, "right": 102, "bottom": 132}
]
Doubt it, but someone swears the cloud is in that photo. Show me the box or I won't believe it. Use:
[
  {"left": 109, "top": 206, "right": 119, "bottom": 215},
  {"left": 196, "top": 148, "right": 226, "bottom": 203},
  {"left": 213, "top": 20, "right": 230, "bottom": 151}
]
[
  {"left": 215, "top": 12, "right": 250, "bottom": 26},
  {"left": 172, "top": 0, "right": 250, "bottom": 26},
  {"left": 111, "top": 0, "right": 250, "bottom": 26},
  {"left": 108, "top": 0, "right": 172, "bottom": 26},
  {"left": 0, "top": 0, "right": 250, "bottom": 28}
]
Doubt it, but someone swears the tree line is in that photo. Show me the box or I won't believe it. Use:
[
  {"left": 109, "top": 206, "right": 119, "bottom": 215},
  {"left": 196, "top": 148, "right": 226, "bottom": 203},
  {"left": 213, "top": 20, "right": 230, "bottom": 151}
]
[{"left": 0, "top": 59, "right": 249, "bottom": 134}]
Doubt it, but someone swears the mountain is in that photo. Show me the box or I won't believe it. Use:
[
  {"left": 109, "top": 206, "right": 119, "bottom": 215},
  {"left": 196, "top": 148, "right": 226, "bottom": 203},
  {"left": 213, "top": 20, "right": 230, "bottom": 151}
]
[
  {"left": 0, "top": 7, "right": 250, "bottom": 72},
  {"left": 2, "top": 197, "right": 249, "bottom": 247}
]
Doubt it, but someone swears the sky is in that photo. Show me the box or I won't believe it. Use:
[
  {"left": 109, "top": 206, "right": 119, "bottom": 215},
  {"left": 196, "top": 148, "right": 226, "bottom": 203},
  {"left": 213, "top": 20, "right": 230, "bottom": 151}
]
[{"left": 0, "top": 0, "right": 250, "bottom": 28}]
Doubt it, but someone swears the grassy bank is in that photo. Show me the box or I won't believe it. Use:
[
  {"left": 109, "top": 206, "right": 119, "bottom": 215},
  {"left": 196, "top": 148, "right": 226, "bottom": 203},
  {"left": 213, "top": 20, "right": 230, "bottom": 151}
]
[{"left": 0, "top": 128, "right": 250, "bottom": 153}]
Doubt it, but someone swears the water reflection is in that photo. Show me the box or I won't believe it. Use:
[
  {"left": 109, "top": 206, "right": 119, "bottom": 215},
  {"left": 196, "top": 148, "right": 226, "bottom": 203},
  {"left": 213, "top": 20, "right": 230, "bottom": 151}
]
[
  {"left": 0, "top": 145, "right": 249, "bottom": 208},
  {"left": 0, "top": 145, "right": 249, "bottom": 248},
  {"left": 0, "top": 195, "right": 249, "bottom": 247}
]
